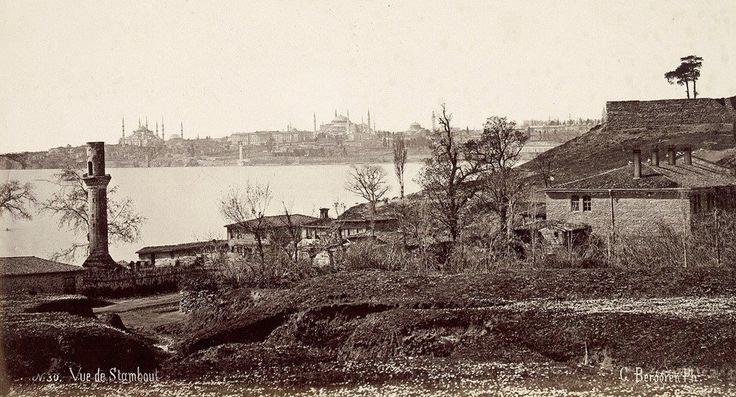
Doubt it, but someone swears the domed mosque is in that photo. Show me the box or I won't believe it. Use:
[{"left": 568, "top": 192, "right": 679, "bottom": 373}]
[{"left": 119, "top": 117, "right": 166, "bottom": 147}]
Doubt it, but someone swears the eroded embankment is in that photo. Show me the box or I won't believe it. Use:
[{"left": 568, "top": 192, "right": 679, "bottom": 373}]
[
  {"left": 167, "top": 268, "right": 736, "bottom": 382},
  {"left": 1, "top": 295, "right": 162, "bottom": 380}
]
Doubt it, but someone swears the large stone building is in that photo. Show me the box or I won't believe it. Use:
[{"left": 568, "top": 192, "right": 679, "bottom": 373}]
[
  {"left": 543, "top": 147, "right": 736, "bottom": 238},
  {"left": 229, "top": 130, "right": 314, "bottom": 147},
  {"left": 0, "top": 256, "right": 84, "bottom": 295},
  {"left": 119, "top": 119, "right": 165, "bottom": 147},
  {"left": 319, "top": 111, "right": 373, "bottom": 141}
]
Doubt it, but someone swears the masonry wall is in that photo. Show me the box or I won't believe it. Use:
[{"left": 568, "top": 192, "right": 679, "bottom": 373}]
[
  {"left": 81, "top": 266, "right": 210, "bottom": 297},
  {"left": 605, "top": 97, "right": 736, "bottom": 131},
  {"left": 1, "top": 272, "right": 83, "bottom": 295},
  {"left": 546, "top": 191, "right": 691, "bottom": 237}
]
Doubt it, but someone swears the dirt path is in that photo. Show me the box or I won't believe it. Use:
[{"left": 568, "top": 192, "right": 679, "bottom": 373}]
[{"left": 94, "top": 292, "right": 184, "bottom": 333}]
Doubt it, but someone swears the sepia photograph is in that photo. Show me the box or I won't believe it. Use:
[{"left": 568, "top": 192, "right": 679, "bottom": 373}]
[{"left": 1, "top": 0, "right": 736, "bottom": 395}]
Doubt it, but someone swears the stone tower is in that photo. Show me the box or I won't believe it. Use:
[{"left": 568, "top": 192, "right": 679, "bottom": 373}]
[{"left": 82, "top": 142, "right": 117, "bottom": 269}]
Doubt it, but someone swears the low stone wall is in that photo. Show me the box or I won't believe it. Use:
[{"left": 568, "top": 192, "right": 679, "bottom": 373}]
[{"left": 82, "top": 266, "right": 212, "bottom": 297}]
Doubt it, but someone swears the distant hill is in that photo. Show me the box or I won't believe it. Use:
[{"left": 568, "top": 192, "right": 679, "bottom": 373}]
[{"left": 521, "top": 96, "right": 736, "bottom": 187}]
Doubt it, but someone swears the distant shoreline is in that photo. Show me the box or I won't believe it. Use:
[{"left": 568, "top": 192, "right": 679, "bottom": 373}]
[{"left": 0, "top": 156, "right": 430, "bottom": 171}]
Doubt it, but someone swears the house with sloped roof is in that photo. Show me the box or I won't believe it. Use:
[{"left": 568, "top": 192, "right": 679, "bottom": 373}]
[
  {"left": 225, "top": 213, "right": 318, "bottom": 256},
  {"left": 0, "top": 256, "right": 85, "bottom": 295},
  {"left": 136, "top": 240, "right": 228, "bottom": 267},
  {"left": 543, "top": 147, "right": 736, "bottom": 238},
  {"left": 335, "top": 200, "right": 400, "bottom": 238}
]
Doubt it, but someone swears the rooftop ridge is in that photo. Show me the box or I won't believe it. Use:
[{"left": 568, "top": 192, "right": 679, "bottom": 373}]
[{"left": 556, "top": 165, "right": 628, "bottom": 188}]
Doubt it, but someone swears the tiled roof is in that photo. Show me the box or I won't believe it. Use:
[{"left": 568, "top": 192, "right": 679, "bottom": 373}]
[
  {"left": 546, "top": 156, "right": 736, "bottom": 191},
  {"left": 304, "top": 217, "right": 336, "bottom": 228},
  {"left": 225, "top": 214, "right": 318, "bottom": 229},
  {"left": 0, "top": 256, "right": 84, "bottom": 276},
  {"left": 338, "top": 201, "right": 400, "bottom": 222},
  {"left": 136, "top": 240, "right": 228, "bottom": 255}
]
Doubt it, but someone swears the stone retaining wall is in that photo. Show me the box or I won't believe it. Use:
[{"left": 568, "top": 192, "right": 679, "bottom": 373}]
[{"left": 606, "top": 97, "right": 736, "bottom": 131}]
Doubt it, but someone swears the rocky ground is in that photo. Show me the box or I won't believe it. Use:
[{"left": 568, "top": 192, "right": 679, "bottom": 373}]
[{"left": 4, "top": 267, "right": 736, "bottom": 396}]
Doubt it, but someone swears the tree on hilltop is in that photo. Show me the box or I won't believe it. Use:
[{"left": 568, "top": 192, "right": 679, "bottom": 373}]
[{"left": 665, "top": 55, "right": 703, "bottom": 99}]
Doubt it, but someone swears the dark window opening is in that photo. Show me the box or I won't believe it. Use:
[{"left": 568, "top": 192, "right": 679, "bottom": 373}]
[
  {"left": 582, "top": 196, "right": 592, "bottom": 212},
  {"left": 87, "top": 161, "right": 93, "bottom": 175},
  {"left": 570, "top": 195, "right": 580, "bottom": 212}
]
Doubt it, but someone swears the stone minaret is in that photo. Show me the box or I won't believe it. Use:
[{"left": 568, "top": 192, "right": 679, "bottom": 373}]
[
  {"left": 82, "top": 142, "right": 117, "bottom": 269},
  {"left": 313, "top": 112, "right": 317, "bottom": 132},
  {"left": 367, "top": 109, "right": 371, "bottom": 133},
  {"left": 181, "top": 122, "right": 184, "bottom": 139},
  {"left": 161, "top": 118, "right": 165, "bottom": 141},
  {"left": 121, "top": 118, "right": 125, "bottom": 144}
]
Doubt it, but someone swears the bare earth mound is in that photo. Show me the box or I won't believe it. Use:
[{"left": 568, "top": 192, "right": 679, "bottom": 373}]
[{"left": 169, "top": 268, "right": 736, "bottom": 384}]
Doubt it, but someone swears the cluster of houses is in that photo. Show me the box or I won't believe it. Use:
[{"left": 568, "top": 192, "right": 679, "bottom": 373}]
[
  {"left": 2, "top": 96, "right": 736, "bottom": 295},
  {"left": 134, "top": 201, "right": 402, "bottom": 268}
]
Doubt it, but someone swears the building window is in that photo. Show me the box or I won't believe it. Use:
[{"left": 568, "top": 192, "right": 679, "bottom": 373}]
[
  {"left": 582, "top": 196, "right": 592, "bottom": 212},
  {"left": 570, "top": 195, "right": 580, "bottom": 212}
]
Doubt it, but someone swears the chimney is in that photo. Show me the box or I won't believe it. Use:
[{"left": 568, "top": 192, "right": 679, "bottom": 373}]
[
  {"left": 650, "top": 148, "right": 660, "bottom": 166},
  {"left": 683, "top": 147, "right": 692, "bottom": 165},
  {"left": 667, "top": 146, "right": 677, "bottom": 165},
  {"left": 632, "top": 149, "right": 642, "bottom": 179},
  {"left": 319, "top": 208, "right": 329, "bottom": 219}
]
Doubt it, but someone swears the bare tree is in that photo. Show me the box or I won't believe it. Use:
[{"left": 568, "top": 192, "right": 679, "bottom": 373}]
[
  {"left": 333, "top": 198, "right": 346, "bottom": 218},
  {"left": 392, "top": 134, "right": 408, "bottom": 200},
  {"left": 39, "top": 167, "right": 145, "bottom": 261},
  {"left": 534, "top": 152, "right": 555, "bottom": 189},
  {"left": 0, "top": 180, "right": 37, "bottom": 220},
  {"left": 393, "top": 133, "right": 410, "bottom": 247},
  {"left": 345, "top": 164, "right": 390, "bottom": 236},
  {"left": 466, "top": 116, "right": 529, "bottom": 243},
  {"left": 277, "top": 203, "right": 303, "bottom": 261},
  {"left": 219, "top": 182, "right": 272, "bottom": 265},
  {"left": 417, "top": 104, "right": 485, "bottom": 245}
]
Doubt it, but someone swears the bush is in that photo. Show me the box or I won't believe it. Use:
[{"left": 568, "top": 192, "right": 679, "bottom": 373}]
[
  {"left": 201, "top": 249, "right": 320, "bottom": 289},
  {"left": 613, "top": 211, "right": 736, "bottom": 269},
  {"left": 337, "top": 240, "right": 408, "bottom": 271}
]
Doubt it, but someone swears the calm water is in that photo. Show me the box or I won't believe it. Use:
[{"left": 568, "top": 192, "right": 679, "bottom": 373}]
[{"left": 0, "top": 163, "right": 422, "bottom": 264}]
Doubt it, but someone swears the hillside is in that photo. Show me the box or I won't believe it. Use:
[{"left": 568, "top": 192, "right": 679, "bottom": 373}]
[{"left": 521, "top": 96, "right": 736, "bottom": 186}]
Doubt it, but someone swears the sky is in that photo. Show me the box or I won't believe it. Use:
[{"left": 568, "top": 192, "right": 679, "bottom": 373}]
[{"left": 1, "top": 0, "right": 735, "bottom": 153}]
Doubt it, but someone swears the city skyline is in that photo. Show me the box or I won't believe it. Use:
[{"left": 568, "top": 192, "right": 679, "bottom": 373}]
[{"left": 1, "top": 0, "right": 735, "bottom": 152}]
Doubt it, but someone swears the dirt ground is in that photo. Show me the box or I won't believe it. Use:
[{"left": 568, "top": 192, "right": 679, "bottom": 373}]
[
  {"left": 6, "top": 269, "right": 736, "bottom": 396},
  {"left": 94, "top": 292, "right": 183, "bottom": 331}
]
